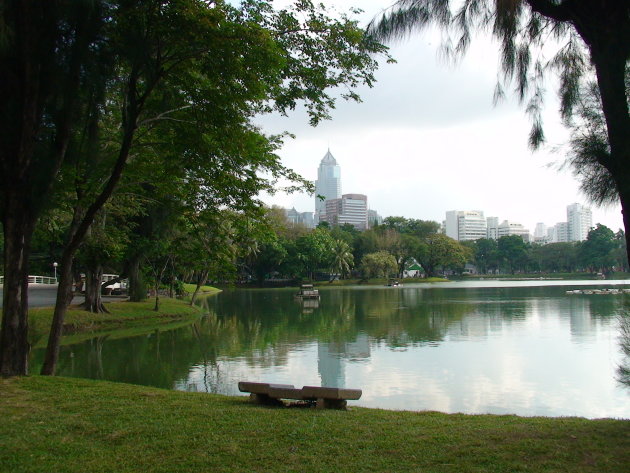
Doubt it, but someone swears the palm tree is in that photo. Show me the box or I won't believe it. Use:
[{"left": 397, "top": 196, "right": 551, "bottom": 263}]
[{"left": 329, "top": 239, "right": 354, "bottom": 280}]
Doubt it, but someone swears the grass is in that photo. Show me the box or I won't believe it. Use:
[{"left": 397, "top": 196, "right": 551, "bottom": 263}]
[
  {"left": 27, "top": 298, "right": 204, "bottom": 347},
  {"left": 182, "top": 283, "right": 222, "bottom": 296},
  {"left": 1, "top": 376, "right": 628, "bottom": 473}
]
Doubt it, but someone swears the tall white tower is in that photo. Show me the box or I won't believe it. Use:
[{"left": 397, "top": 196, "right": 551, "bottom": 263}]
[
  {"left": 567, "top": 203, "right": 593, "bottom": 241},
  {"left": 314, "top": 149, "right": 341, "bottom": 222}
]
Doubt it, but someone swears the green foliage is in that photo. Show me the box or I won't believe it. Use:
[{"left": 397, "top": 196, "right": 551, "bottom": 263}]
[
  {"left": 580, "top": 224, "right": 618, "bottom": 273},
  {"left": 415, "top": 234, "right": 470, "bottom": 277},
  {"left": 329, "top": 239, "right": 354, "bottom": 279},
  {"left": 361, "top": 251, "right": 398, "bottom": 279},
  {"left": 498, "top": 235, "right": 530, "bottom": 274}
]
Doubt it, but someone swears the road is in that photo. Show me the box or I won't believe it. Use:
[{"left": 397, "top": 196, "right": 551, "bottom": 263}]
[{"left": 0, "top": 284, "right": 84, "bottom": 308}]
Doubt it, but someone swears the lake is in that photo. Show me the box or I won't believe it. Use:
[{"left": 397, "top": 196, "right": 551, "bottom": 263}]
[{"left": 38, "top": 280, "right": 630, "bottom": 418}]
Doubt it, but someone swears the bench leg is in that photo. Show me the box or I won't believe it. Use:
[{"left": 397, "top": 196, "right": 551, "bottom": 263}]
[
  {"left": 316, "top": 398, "right": 348, "bottom": 410},
  {"left": 249, "top": 393, "right": 283, "bottom": 406}
]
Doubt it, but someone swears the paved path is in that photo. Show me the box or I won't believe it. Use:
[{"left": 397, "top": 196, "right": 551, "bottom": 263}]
[{"left": 0, "top": 284, "right": 85, "bottom": 308}]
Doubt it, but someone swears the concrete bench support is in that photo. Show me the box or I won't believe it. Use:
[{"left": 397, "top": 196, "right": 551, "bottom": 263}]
[{"left": 238, "top": 382, "right": 362, "bottom": 410}]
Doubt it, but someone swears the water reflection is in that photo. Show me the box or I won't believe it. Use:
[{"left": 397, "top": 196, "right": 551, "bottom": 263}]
[{"left": 33, "top": 284, "right": 630, "bottom": 418}]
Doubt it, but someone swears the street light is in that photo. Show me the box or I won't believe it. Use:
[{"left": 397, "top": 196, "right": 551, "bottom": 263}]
[{"left": 53, "top": 262, "right": 58, "bottom": 282}]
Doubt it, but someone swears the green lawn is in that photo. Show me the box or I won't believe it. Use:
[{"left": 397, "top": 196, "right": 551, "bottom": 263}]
[
  {"left": 27, "top": 298, "right": 203, "bottom": 347},
  {"left": 1, "top": 376, "right": 628, "bottom": 473},
  {"left": 182, "top": 283, "right": 222, "bottom": 295}
]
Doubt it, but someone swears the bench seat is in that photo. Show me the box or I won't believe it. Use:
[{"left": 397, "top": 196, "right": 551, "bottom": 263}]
[{"left": 238, "top": 382, "right": 362, "bottom": 409}]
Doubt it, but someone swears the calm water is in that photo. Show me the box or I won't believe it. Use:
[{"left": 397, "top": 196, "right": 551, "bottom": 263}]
[{"left": 36, "top": 280, "right": 630, "bottom": 418}]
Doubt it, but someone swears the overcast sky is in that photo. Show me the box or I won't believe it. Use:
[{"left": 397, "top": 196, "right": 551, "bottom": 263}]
[{"left": 256, "top": 0, "right": 624, "bottom": 234}]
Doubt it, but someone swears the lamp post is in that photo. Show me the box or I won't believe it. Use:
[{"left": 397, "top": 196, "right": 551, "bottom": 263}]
[{"left": 53, "top": 262, "right": 58, "bottom": 282}]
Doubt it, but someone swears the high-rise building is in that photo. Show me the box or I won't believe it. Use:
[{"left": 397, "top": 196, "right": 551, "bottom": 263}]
[
  {"left": 445, "top": 210, "right": 487, "bottom": 241},
  {"left": 486, "top": 217, "right": 499, "bottom": 240},
  {"left": 367, "top": 209, "right": 383, "bottom": 228},
  {"left": 534, "top": 222, "right": 549, "bottom": 244},
  {"left": 567, "top": 203, "right": 593, "bottom": 242},
  {"left": 314, "top": 149, "right": 341, "bottom": 223},
  {"left": 323, "top": 193, "right": 368, "bottom": 230},
  {"left": 549, "top": 222, "right": 569, "bottom": 243},
  {"left": 284, "top": 208, "right": 315, "bottom": 229},
  {"left": 497, "top": 220, "right": 531, "bottom": 241}
]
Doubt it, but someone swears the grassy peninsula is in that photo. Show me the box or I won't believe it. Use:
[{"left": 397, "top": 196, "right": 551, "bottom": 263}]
[
  {"left": 27, "top": 298, "right": 205, "bottom": 347},
  {"left": 1, "top": 376, "right": 628, "bottom": 473}
]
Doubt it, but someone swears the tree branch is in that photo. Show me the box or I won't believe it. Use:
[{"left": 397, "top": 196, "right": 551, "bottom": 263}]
[{"left": 525, "top": 0, "right": 573, "bottom": 22}]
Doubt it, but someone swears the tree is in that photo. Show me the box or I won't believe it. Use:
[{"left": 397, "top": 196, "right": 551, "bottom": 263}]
[
  {"left": 361, "top": 251, "right": 398, "bottom": 279},
  {"left": 0, "top": 0, "right": 390, "bottom": 376},
  {"left": 329, "top": 239, "right": 354, "bottom": 280},
  {"left": 531, "top": 242, "right": 579, "bottom": 273},
  {"left": 415, "top": 234, "right": 469, "bottom": 277},
  {"left": 580, "top": 224, "right": 617, "bottom": 273},
  {"left": 0, "top": 0, "right": 107, "bottom": 377},
  {"left": 473, "top": 238, "right": 500, "bottom": 274},
  {"left": 498, "top": 235, "right": 530, "bottom": 274},
  {"left": 295, "top": 228, "right": 336, "bottom": 280},
  {"left": 369, "top": 1, "right": 630, "bottom": 265}
]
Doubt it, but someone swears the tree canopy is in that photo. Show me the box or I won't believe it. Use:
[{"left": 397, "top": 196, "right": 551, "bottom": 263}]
[{"left": 0, "top": 0, "right": 391, "bottom": 377}]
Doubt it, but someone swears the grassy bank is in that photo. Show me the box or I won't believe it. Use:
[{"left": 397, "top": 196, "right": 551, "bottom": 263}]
[
  {"left": 1, "top": 376, "right": 628, "bottom": 473},
  {"left": 27, "top": 298, "right": 203, "bottom": 347},
  {"left": 182, "top": 283, "right": 222, "bottom": 296}
]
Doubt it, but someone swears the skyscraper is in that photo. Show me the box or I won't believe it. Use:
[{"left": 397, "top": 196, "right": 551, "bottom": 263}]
[
  {"left": 322, "top": 193, "right": 368, "bottom": 230},
  {"left": 567, "top": 203, "right": 593, "bottom": 242},
  {"left": 314, "top": 149, "right": 341, "bottom": 222},
  {"left": 445, "top": 210, "right": 487, "bottom": 241}
]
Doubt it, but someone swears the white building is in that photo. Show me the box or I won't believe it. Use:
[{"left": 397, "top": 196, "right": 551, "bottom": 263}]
[
  {"left": 534, "top": 222, "right": 549, "bottom": 244},
  {"left": 497, "top": 220, "right": 531, "bottom": 241},
  {"left": 486, "top": 217, "right": 499, "bottom": 240},
  {"left": 323, "top": 193, "right": 368, "bottom": 230},
  {"left": 567, "top": 203, "right": 593, "bottom": 242},
  {"left": 445, "top": 210, "right": 487, "bottom": 241},
  {"left": 314, "top": 149, "right": 341, "bottom": 223},
  {"left": 548, "top": 222, "right": 569, "bottom": 243}
]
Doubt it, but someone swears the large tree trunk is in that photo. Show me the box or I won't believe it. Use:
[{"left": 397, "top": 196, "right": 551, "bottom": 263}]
[
  {"left": 40, "top": 251, "right": 75, "bottom": 375},
  {"left": 127, "top": 256, "right": 147, "bottom": 302},
  {"left": 83, "top": 264, "right": 109, "bottom": 314},
  {"left": 618, "top": 188, "right": 630, "bottom": 268},
  {"left": 190, "top": 269, "right": 209, "bottom": 306},
  {"left": 0, "top": 210, "right": 35, "bottom": 376},
  {"left": 587, "top": 24, "right": 630, "bottom": 267}
]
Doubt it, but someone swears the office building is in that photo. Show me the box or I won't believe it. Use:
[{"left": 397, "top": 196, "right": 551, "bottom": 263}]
[
  {"left": 314, "top": 149, "right": 341, "bottom": 223},
  {"left": 284, "top": 208, "right": 315, "bottom": 229},
  {"left": 368, "top": 209, "right": 383, "bottom": 228},
  {"left": 486, "top": 217, "right": 499, "bottom": 240},
  {"left": 445, "top": 210, "right": 487, "bottom": 241},
  {"left": 323, "top": 193, "right": 368, "bottom": 230},
  {"left": 497, "top": 220, "right": 531, "bottom": 241},
  {"left": 534, "top": 222, "right": 549, "bottom": 244},
  {"left": 567, "top": 203, "right": 593, "bottom": 242}
]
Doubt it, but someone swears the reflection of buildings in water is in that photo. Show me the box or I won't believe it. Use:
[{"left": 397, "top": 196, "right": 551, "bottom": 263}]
[
  {"left": 565, "top": 297, "right": 593, "bottom": 339},
  {"left": 317, "top": 333, "right": 370, "bottom": 387}
]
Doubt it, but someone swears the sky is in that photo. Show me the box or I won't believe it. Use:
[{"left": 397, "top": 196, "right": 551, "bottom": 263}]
[{"left": 256, "top": 0, "right": 625, "bottom": 234}]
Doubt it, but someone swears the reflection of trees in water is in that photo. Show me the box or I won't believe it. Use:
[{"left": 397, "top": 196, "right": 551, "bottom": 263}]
[
  {"left": 39, "top": 288, "right": 630, "bottom": 391},
  {"left": 617, "top": 307, "right": 630, "bottom": 389}
]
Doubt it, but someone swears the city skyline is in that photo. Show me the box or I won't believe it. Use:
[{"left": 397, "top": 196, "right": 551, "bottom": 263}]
[{"left": 257, "top": 0, "right": 624, "bottom": 234}]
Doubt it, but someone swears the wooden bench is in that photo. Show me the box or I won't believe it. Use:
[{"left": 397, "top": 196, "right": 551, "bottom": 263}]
[{"left": 238, "top": 381, "right": 362, "bottom": 410}]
